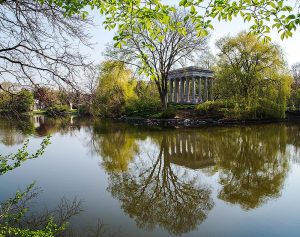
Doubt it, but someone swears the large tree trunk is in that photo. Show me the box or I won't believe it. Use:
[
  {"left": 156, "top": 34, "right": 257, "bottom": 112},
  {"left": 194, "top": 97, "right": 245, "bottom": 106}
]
[
  {"left": 160, "top": 91, "right": 168, "bottom": 110},
  {"left": 161, "top": 74, "right": 168, "bottom": 110},
  {"left": 155, "top": 76, "right": 168, "bottom": 110}
]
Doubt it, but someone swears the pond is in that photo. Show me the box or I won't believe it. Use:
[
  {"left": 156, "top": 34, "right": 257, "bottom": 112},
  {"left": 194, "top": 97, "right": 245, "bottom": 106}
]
[{"left": 1, "top": 116, "right": 300, "bottom": 237}]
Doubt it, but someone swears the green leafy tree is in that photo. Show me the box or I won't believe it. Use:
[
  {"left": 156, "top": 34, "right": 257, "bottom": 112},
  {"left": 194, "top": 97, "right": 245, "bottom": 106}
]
[
  {"left": 105, "top": 9, "right": 208, "bottom": 109},
  {"left": 92, "top": 60, "right": 137, "bottom": 117},
  {"left": 0, "top": 90, "right": 34, "bottom": 113},
  {"left": 18, "top": 0, "right": 298, "bottom": 100},
  {"left": 42, "top": 0, "right": 300, "bottom": 44},
  {"left": 14, "top": 90, "right": 35, "bottom": 113},
  {"left": 214, "top": 32, "right": 292, "bottom": 119}
]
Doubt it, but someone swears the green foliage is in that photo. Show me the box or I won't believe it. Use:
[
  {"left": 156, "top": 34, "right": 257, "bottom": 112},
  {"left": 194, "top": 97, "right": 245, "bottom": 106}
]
[
  {"left": 45, "top": 105, "right": 69, "bottom": 117},
  {"left": 161, "top": 106, "right": 177, "bottom": 119},
  {"left": 14, "top": 90, "right": 34, "bottom": 112},
  {"left": 196, "top": 100, "right": 234, "bottom": 114},
  {"left": 0, "top": 136, "right": 51, "bottom": 175},
  {"left": 0, "top": 219, "right": 63, "bottom": 237},
  {"left": 92, "top": 60, "right": 137, "bottom": 118},
  {"left": 289, "top": 88, "right": 300, "bottom": 110},
  {"left": 197, "top": 97, "right": 287, "bottom": 120},
  {"left": 214, "top": 32, "right": 292, "bottom": 119},
  {"left": 152, "top": 105, "right": 177, "bottom": 119},
  {"left": 196, "top": 100, "right": 240, "bottom": 118},
  {"left": 180, "top": 0, "right": 298, "bottom": 41},
  {"left": 125, "top": 81, "right": 161, "bottom": 117},
  {"left": 43, "top": 0, "right": 300, "bottom": 46},
  {"left": 0, "top": 90, "right": 34, "bottom": 113},
  {"left": 0, "top": 183, "right": 64, "bottom": 237},
  {"left": 0, "top": 137, "right": 67, "bottom": 236}
]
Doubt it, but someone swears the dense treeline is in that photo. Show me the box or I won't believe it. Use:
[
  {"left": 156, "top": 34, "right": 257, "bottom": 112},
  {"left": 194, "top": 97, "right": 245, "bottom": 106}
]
[
  {"left": 1, "top": 30, "right": 298, "bottom": 120},
  {"left": 0, "top": 85, "right": 92, "bottom": 116}
]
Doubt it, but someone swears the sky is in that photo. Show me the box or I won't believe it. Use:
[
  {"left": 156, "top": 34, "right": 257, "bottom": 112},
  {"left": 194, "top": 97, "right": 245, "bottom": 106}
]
[{"left": 85, "top": 1, "right": 300, "bottom": 68}]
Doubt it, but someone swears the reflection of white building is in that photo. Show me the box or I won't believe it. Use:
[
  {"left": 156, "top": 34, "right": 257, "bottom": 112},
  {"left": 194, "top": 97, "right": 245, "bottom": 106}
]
[{"left": 32, "top": 115, "right": 45, "bottom": 128}]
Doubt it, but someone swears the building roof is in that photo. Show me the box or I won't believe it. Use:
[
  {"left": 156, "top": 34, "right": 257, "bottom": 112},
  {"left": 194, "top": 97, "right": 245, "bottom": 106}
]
[{"left": 168, "top": 66, "right": 213, "bottom": 79}]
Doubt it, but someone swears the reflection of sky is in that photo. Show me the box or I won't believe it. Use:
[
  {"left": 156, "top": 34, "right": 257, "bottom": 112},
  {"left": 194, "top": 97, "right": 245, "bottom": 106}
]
[{"left": 87, "top": 0, "right": 300, "bottom": 67}]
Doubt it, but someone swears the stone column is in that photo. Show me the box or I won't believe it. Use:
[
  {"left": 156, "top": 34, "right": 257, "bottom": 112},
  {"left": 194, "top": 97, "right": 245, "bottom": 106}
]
[
  {"left": 210, "top": 78, "right": 214, "bottom": 101},
  {"left": 174, "top": 78, "right": 179, "bottom": 103},
  {"left": 170, "top": 79, "right": 173, "bottom": 102},
  {"left": 180, "top": 77, "right": 184, "bottom": 102},
  {"left": 204, "top": 77, "right": 208, "bottom": 101},
  {"left": 185, "top": 77, "right": 190, "bottom": 102},
  {"left": 192, "top": 77, "right": 196, "bottom": 103},
  {"left": 198, "top": 77, "right": 202, "bottom": 103}
]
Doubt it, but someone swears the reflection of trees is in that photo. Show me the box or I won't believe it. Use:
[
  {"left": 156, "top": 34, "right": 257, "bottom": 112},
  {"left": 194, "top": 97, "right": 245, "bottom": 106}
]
[
  {"left": 34, "top": 116, "right": 84, "bottom": 137},
  {"left": 213, "top": 125, "right": 290, "bottom": 210},
  {"left": 101, "top": 123, "right": 295, "bottom": 220},
  {"left": 108, "top": 135, "right": 213, "bottom": 236},
  {"left": 0, "top": 116, "right": 34, "bottom": 145},
  {"left": 91, "top": 120, "right": 147, "bottom": 172},
  {"left": 166, "top": 125, "right": 290, "bottom": 210},
  {"left": 285, "top": 125, "right": 300, "bottom": 164},
  {"left": 0, "top": 116, "right": 86, "bottom": 146}
]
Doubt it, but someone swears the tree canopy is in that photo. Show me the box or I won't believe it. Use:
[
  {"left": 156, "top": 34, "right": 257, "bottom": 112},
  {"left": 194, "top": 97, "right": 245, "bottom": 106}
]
[
  {"left": 41, "top": 0, "right": 300, "bottom": 44},
  {"left": 0, "top": 0, "right": 93, "bottom": 89},
  {"left": 92, "top": 60, "right": 137, "bottom": 117},
  {"left": 214, "top": 32, "right": 292, "bottom": 118},
  {"left": 105, "top": 9, "right": 209, "bottom": 108}
]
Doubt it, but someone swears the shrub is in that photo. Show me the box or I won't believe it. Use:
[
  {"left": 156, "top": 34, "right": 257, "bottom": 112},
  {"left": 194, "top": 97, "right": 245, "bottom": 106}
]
[
  {"left": 196, "top": 100, "right": 235, "bottom": 114},
  {"left": 45, "top": 105, "right": 69, "bottom": 116},
  {"left": 159, "top": 105, "right": 177, "bottom": 119},
  {"left": 124, "top": 81, "right": 161, "bottom": 117},
  {"left": 125, "top": 97, "right": 161, "bottom": 116},
  {"left": 256, "top": 98, "right": 284, "bottom": 119},
  {"left": 78, "top": 104, "right": 91, "bottom": 116}
]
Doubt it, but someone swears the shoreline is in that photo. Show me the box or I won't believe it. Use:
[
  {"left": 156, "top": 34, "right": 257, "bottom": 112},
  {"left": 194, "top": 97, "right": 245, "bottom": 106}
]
[{"left": 119, "top": 115, "right": 300, "bottom": 128}]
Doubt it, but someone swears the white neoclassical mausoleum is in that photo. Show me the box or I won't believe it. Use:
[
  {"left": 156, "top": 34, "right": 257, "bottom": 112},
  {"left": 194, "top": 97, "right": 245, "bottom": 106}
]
[{"left": 168, "top": 66, "right": 214, "bottom": 104}]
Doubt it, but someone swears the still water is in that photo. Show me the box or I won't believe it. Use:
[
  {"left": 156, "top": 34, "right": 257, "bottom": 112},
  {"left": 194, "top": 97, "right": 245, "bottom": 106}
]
[{"left": 1, "top": 116, "right": 300, "bottom": 237}]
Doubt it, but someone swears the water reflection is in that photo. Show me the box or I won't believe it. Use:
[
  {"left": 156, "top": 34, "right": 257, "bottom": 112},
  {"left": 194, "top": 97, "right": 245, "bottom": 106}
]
[
  {"left": 0, "top": 116, "right": 34, "bottom": 145},
  {"left": 1, "top": 116, "right": 300, "bottom": 236},
  {"left": 91, "top": 122, "right": 294, "bottom": 212},
  {"left": 91, "top": 120, "right": 145, "bottom": 172},
  {"left": 107, "top": 134, "right": 214, "bottom": 235},
  {"left": 0, "top": 115, "right": 89, "bottom": 141},
  {"left": 213, "top": 126, "right": 289, "bottom": 210}
]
